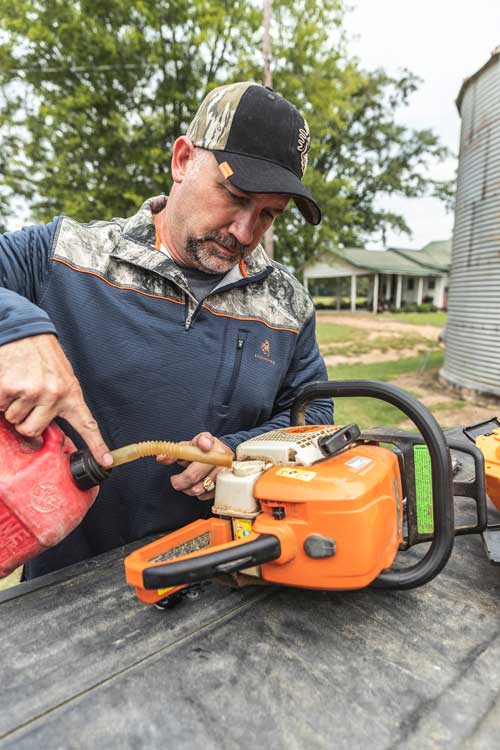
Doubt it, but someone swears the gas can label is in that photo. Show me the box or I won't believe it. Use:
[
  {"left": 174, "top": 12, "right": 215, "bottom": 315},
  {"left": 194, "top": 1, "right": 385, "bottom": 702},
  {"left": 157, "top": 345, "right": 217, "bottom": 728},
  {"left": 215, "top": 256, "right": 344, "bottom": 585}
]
[
  {"left": 0, "top": 504, "right": 34, "bottom": 557},
  {"left": 30, "top": 483, "right": 64, "bottom": 514},
  {"left": 345, "top": 457, "right": 372, "bottom": 470},
  {"left": 232, "top": 518, "right": 253, "bottom": 539},
  {"left": 275, "top": 468, "right": 316, "bottom": 482}
]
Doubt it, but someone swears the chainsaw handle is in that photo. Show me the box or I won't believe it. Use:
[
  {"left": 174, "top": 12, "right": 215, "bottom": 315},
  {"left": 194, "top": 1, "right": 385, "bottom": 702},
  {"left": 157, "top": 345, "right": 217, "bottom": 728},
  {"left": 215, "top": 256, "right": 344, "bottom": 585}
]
[
  {"left": 142, "top": 534, "right": 281, "bottom": 589},
  {"left": 291, "top": 380, "right": 454, "bottom": 590}
]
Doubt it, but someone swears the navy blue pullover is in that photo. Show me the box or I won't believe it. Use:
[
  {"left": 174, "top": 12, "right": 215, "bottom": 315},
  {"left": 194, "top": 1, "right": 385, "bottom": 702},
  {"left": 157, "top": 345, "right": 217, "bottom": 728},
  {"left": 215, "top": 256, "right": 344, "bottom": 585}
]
[{"left": 0, "top": 197, "right": 332, "bottom": 578}]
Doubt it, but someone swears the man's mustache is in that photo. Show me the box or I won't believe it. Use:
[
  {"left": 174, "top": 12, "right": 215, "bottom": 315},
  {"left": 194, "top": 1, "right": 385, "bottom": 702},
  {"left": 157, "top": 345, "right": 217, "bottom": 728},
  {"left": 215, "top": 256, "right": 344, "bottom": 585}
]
[{"left": 198, "top": 232, "right": 250, "bottom": 255}]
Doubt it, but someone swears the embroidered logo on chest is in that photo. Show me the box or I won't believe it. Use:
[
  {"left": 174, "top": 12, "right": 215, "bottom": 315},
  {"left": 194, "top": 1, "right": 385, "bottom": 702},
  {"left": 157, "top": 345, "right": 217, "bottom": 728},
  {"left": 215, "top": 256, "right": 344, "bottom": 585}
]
[{"left": 255, "top": 339, "right": 275, "bottom": 366}]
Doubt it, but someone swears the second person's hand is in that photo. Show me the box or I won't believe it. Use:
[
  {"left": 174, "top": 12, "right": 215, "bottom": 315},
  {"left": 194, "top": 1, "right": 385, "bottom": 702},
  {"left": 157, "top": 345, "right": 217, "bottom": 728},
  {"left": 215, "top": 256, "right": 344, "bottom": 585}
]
[{"left": 157, "top": 431, "right": 234, "bottom": 499}]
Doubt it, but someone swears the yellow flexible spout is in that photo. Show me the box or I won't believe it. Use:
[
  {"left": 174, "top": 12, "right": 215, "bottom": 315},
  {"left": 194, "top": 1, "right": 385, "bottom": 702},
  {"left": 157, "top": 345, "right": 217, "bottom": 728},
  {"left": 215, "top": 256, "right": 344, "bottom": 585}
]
[{"left": 109, "top": 441, "right": 233, "bottom": 469}]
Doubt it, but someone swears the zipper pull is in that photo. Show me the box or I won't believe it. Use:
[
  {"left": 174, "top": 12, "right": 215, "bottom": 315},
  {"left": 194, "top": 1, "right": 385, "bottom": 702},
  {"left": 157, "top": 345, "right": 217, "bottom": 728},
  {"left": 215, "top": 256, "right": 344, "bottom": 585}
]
[{"left": 237, "top": 337, "right": 245, "bottom": 349}]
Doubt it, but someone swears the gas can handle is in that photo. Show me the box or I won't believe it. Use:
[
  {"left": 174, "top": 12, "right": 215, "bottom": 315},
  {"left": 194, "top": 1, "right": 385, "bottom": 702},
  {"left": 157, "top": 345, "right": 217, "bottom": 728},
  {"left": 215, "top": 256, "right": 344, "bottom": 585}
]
[{"left": 40, "top": 421, "right": 66, "bottom": 452}]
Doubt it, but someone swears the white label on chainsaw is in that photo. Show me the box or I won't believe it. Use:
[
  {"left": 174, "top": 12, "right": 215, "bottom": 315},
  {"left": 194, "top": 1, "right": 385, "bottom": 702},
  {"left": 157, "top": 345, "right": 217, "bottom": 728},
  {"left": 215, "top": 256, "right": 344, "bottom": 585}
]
[
  {"left": 345, "top": 456, "right": 372, "bottom": 470},
  {"left": 275, "top": 468, "right": 317, "bottom": 482}
]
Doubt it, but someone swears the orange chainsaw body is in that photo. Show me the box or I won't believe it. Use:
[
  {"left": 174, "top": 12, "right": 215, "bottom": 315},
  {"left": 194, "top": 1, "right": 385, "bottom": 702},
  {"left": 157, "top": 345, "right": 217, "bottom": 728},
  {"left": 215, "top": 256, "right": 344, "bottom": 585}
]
[
  {"left": 125, "top": 441, "right": 403, "bottom": 602},
  {"left": 253, "top": 444, "right": 403, "bottom": 589}
]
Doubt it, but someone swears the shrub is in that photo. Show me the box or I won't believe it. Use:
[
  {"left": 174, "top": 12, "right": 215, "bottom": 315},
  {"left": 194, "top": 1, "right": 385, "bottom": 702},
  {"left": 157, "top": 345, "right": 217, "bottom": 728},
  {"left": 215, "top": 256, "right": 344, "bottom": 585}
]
[{"left": 417, "top": 303, "right": 438, "bottom": 313}]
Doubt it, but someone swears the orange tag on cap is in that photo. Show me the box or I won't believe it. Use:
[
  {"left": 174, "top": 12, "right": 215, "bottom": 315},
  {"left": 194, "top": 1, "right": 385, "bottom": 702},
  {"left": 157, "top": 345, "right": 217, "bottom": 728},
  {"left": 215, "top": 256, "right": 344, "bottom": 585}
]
[{"left": 219, "top": 161, "right": 234, "bottom": 179}]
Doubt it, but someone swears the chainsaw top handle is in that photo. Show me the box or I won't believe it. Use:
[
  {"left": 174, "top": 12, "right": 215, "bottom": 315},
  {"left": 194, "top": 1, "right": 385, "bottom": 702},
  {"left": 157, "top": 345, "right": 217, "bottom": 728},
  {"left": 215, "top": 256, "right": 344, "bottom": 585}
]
[{"left": 291, "top": 380, "right": 454, "bottom": 590}]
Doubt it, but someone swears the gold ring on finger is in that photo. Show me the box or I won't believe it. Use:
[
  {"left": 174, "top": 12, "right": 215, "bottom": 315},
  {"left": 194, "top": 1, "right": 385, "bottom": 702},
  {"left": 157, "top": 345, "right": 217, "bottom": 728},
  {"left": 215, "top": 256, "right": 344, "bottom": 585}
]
[{"left": 202, "top": 477, "right": 216, "bottom": 493}]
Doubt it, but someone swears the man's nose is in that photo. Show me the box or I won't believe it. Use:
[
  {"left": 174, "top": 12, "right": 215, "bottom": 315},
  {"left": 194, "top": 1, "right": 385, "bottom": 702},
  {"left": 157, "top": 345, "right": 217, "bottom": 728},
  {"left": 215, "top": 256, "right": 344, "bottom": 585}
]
[{"left": 228, "top": 209, "right": 259, "bottom": 247}]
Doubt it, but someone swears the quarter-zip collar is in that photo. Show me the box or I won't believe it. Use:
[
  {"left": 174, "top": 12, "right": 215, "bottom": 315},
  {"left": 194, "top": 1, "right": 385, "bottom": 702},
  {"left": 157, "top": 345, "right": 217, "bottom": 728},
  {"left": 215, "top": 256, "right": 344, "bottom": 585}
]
[{"left": 110, "top": 195, "right": 273, "bottom": 291}]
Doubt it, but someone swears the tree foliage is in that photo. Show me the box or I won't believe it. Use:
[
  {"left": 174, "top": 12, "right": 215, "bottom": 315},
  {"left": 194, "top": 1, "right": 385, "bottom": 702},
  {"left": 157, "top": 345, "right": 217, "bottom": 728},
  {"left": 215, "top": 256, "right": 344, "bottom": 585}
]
[{"left": 0, "top": 0, "right": 452, "bottom": 269}]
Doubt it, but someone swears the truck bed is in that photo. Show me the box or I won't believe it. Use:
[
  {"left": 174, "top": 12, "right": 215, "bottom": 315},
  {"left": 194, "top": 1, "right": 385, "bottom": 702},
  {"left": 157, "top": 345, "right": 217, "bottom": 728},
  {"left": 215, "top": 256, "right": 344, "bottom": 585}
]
[{"left": 1, "top": 515, "right": 500, "bottom": 750}]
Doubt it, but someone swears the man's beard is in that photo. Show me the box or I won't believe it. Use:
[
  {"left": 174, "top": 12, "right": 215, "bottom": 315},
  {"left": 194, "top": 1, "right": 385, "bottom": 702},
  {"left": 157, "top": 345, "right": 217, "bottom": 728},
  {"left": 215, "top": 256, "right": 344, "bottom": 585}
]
[{"left": 184, "top": 232, "right": 250, "bottom": 274}]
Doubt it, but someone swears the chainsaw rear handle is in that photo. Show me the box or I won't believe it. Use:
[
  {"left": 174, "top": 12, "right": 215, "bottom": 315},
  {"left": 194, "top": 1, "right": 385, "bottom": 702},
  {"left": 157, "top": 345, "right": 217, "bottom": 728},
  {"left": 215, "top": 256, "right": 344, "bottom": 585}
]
[
  {"left": 142, "top": 534, "right": 281, "bottom": 589},
  {"left": 291, "top": 380, "right": 454, "bottom": 590}
]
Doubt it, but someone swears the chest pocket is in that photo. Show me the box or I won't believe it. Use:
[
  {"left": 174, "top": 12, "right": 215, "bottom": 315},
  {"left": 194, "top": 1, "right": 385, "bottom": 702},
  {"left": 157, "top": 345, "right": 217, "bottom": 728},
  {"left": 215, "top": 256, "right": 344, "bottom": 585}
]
[
  {"left": 211, "top": 327, "right": 248, "bottom": 419},
  {"left": 221, "top": 330, "right": 247, "bottom": 408},
  {"left": 211, "top": 325, "right": 293, "bottom": 429}
]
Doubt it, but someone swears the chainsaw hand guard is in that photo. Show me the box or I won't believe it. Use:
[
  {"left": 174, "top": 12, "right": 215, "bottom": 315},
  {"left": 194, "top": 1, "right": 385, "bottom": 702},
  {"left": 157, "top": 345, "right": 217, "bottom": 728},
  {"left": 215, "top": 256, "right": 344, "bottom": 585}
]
[{"left": 142, "top": 533, "right": 281, "bottom": 588}]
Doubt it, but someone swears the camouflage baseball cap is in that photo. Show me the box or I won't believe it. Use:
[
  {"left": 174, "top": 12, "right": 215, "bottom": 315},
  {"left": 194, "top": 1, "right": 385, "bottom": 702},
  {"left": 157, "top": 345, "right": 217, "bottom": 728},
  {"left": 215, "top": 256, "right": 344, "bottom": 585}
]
[{"left": 186, "top": 81, "right": 321, "bottom": 225}]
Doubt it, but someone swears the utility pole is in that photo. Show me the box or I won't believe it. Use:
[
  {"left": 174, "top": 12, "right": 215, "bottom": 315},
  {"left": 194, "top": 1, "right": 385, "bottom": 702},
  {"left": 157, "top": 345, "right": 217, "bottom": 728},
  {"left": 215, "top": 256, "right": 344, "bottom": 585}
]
[
  {"left": 263, "top": 0, "right": 272, "bottom": 89},
  {"left": 263, "top": 0, "right": 274, "bottom": 259}
]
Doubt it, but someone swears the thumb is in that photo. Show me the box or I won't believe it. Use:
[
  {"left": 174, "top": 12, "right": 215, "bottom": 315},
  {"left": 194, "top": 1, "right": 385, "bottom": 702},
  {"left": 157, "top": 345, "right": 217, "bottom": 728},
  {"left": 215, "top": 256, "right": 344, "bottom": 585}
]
[{"left": 193, "top": 432, "right": 215, "bottom": 452}]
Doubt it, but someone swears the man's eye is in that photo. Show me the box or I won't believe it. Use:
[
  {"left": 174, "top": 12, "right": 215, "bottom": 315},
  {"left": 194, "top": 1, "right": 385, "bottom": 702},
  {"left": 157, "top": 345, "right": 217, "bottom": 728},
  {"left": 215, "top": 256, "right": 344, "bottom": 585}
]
[{"left": 227, "top": 190, "right": 245, "bottom": 204}]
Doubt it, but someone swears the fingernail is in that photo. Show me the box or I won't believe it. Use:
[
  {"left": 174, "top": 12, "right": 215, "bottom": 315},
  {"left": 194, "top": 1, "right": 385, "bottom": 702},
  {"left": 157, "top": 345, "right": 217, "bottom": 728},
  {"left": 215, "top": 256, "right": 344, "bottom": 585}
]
[{"left": 102, "top": 452, "right": 113, "bottom": 467}]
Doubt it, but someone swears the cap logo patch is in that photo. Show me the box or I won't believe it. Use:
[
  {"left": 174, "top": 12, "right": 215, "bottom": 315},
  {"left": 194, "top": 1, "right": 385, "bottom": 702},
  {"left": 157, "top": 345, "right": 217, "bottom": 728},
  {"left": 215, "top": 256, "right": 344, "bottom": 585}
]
[
  {"left": 297, "top": 120, "right": 310, "bottom": 175},
  {"left": 219, "top": 161, "right": 234, "bottom": 179}
]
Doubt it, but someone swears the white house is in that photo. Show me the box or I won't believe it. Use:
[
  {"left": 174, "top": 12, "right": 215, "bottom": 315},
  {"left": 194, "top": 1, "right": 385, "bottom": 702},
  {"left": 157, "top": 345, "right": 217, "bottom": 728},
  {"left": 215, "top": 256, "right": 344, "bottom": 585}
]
[{"left": 303, "top": 240, "right": 451, "bottom": 312}]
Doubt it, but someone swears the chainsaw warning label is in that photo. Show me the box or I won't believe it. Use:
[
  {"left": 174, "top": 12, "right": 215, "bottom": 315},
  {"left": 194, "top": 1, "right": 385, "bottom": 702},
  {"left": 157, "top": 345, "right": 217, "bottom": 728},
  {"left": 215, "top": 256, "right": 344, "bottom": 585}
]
[
  {"left": 344, "top": 456, "right": 372, "bottom": 471},
  {"left": 232, "top": 518, "right": 253, "bottom": 539},
  {"left": 275, "top": 468, "right": 316, "bottom": 482}
]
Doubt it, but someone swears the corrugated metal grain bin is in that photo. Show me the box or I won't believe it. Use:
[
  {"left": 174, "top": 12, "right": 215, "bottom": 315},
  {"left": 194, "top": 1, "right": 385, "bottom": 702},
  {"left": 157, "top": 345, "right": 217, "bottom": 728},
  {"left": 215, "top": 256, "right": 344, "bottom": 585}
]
[{"left": 441, "top": 48, "right": 500, "bottom": 397}]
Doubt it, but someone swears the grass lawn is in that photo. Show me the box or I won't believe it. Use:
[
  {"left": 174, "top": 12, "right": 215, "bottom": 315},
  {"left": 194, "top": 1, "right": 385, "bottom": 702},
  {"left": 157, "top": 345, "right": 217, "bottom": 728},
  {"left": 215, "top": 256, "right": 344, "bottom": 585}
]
[
  {"left": 372, "top": 311, "right": 447, "bottom": 327},
  {"left": 316, "top": 309, "right": 447, "bottom": 328},
  {"left": 327, "top": 350, "right": 444, "bottom": 382},
  {"left": 315, "top": 322, "right": 360, "bottom": 346},
  {"left": 327, "top": 351, "right": 445, "bottom": 430},
  {"left": 312, "top": 310, "right": 483, "bottom": 431}
]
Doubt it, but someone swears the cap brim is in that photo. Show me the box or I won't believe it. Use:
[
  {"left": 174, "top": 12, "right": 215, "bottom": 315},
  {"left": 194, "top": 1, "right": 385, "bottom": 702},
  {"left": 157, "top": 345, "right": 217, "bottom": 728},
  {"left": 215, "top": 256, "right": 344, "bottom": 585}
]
[{"left": 212, "top": 150, "right": 321, "bottom": 226}]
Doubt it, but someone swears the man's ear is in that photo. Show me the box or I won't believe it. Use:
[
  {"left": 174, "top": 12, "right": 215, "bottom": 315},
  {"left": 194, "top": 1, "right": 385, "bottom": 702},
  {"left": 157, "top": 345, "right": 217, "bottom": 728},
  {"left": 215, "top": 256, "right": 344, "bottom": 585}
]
[{"left": 171, "top": 136, "right": 196, "bottom": 184}]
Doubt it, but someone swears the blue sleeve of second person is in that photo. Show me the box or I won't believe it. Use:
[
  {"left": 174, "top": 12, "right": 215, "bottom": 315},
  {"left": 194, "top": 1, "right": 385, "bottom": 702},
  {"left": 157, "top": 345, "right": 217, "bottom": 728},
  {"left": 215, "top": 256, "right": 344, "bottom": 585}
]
[{"left": 0, "top": 218, "right": 61, "bottom": 345}]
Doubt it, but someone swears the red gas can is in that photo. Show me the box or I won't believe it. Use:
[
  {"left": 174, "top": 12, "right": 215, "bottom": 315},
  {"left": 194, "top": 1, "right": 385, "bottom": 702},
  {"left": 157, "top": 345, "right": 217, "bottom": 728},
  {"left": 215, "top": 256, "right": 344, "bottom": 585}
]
[{"left": 0, "top": 416, "right": 99, "bottom": 578}]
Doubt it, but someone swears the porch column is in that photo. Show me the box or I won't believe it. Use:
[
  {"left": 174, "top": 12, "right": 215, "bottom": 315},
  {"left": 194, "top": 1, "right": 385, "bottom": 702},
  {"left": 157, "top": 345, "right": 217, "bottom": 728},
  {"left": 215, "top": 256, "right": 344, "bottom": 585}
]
[
  {"left": 350, "top": 275, "right": 357, "bottom": 312},
  {"left": 336, "top": 277, "right": 341, "bottom": 311},
  {"left": 385, "top": 274, "right": 392, "bottom": 301},
  {"left": 435, "top": 276, "right": 446, "bottom": 309},
  {"left": 372, "top": 273, "right": 379, "bottom": 313},
  {"left": 395, "top": 275, "right": 402, "bottom": 310},
  {"left": 417, "top": 277, "right": 424, "bottom": 306},
  {"left": 303, "top": 275, "right": 309, "bottom": 292}
]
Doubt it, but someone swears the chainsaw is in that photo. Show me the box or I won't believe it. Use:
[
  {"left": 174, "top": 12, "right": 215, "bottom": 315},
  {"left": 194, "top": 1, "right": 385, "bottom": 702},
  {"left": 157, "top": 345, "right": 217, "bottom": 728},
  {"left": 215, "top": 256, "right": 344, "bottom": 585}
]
[{"left": 124, "top": 381, "right": 500, "bottom": 605}]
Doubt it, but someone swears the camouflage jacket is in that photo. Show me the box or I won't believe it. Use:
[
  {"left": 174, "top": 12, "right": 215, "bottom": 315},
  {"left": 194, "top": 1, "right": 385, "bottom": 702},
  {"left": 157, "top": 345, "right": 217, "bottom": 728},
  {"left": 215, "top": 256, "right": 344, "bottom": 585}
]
[{"left": 0, "top": 197, "right": 332, "bottom": 578}]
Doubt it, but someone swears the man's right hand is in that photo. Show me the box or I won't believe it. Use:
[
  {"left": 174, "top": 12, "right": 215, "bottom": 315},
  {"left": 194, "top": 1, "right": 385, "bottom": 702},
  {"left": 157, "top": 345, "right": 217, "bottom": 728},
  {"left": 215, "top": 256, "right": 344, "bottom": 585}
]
[{"left": 0, "top": 334, "right": 112, "bottom": 466}]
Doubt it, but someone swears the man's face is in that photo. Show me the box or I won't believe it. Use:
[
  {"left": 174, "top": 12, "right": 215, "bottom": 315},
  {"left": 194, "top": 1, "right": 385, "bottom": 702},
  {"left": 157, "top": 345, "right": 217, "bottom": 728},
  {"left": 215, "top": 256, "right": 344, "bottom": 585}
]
[{"left": 169, "top": 147, "right": 290, "bottom": 274}]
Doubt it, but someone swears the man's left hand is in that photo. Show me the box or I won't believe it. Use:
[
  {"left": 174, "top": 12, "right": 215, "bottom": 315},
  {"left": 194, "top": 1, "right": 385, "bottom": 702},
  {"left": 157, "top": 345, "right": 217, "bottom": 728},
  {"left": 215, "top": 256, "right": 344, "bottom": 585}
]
[{"left": 156, "top": 432, "right": 234, "bottom": 500}]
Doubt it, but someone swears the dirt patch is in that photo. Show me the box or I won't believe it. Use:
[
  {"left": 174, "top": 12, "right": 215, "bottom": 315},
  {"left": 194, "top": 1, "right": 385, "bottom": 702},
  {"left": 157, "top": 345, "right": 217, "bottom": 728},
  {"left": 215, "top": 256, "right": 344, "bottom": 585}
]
[
  {"left": 392, "top": 370, "right": 500, "bottom": 430},
  {"left": 398, "top": 404, "right": 497, "bottom": 431},
  {"left": 391, "top": 370, "right": 452, "bottom": 404},
  {"left": 318, "top": 311, "right": 500, "bottom": 427},
  {"left": 317, "top": 312, "right": 440, "bottom": 339}
]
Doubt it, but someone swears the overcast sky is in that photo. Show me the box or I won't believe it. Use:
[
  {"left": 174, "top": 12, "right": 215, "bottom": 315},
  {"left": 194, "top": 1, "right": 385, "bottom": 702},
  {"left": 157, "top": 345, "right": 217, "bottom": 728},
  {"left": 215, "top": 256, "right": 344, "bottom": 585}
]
[{"left": 345, "top": 0, "right": 500, "bottom": 249}]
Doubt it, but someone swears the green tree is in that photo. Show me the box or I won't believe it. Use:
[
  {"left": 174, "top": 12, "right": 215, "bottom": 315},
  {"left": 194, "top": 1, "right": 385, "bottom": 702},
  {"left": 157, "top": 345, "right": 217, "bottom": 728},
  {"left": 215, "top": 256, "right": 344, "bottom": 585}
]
[
  {"left": 0, "top": 0, "right": 261, "bottom": 221},
  {"left": 0, "top": 0, "right": 452, "bottom": 271},
  {"left": 264, "top": 0, "right": 452, "bottom": 270}
]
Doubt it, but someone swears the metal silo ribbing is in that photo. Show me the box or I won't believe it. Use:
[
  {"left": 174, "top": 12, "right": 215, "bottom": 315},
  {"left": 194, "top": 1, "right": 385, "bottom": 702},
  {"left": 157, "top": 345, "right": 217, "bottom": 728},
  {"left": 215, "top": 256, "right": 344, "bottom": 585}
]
[{"left": 441, "top": 51, "right": 500, "bottom": 397}]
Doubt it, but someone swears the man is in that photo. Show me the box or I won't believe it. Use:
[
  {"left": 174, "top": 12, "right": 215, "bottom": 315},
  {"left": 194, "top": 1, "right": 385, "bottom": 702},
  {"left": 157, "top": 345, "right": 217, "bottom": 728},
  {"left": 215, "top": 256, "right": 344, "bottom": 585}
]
[{"left": 0, "top": 81, "right": 332, "bottom": 579}]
